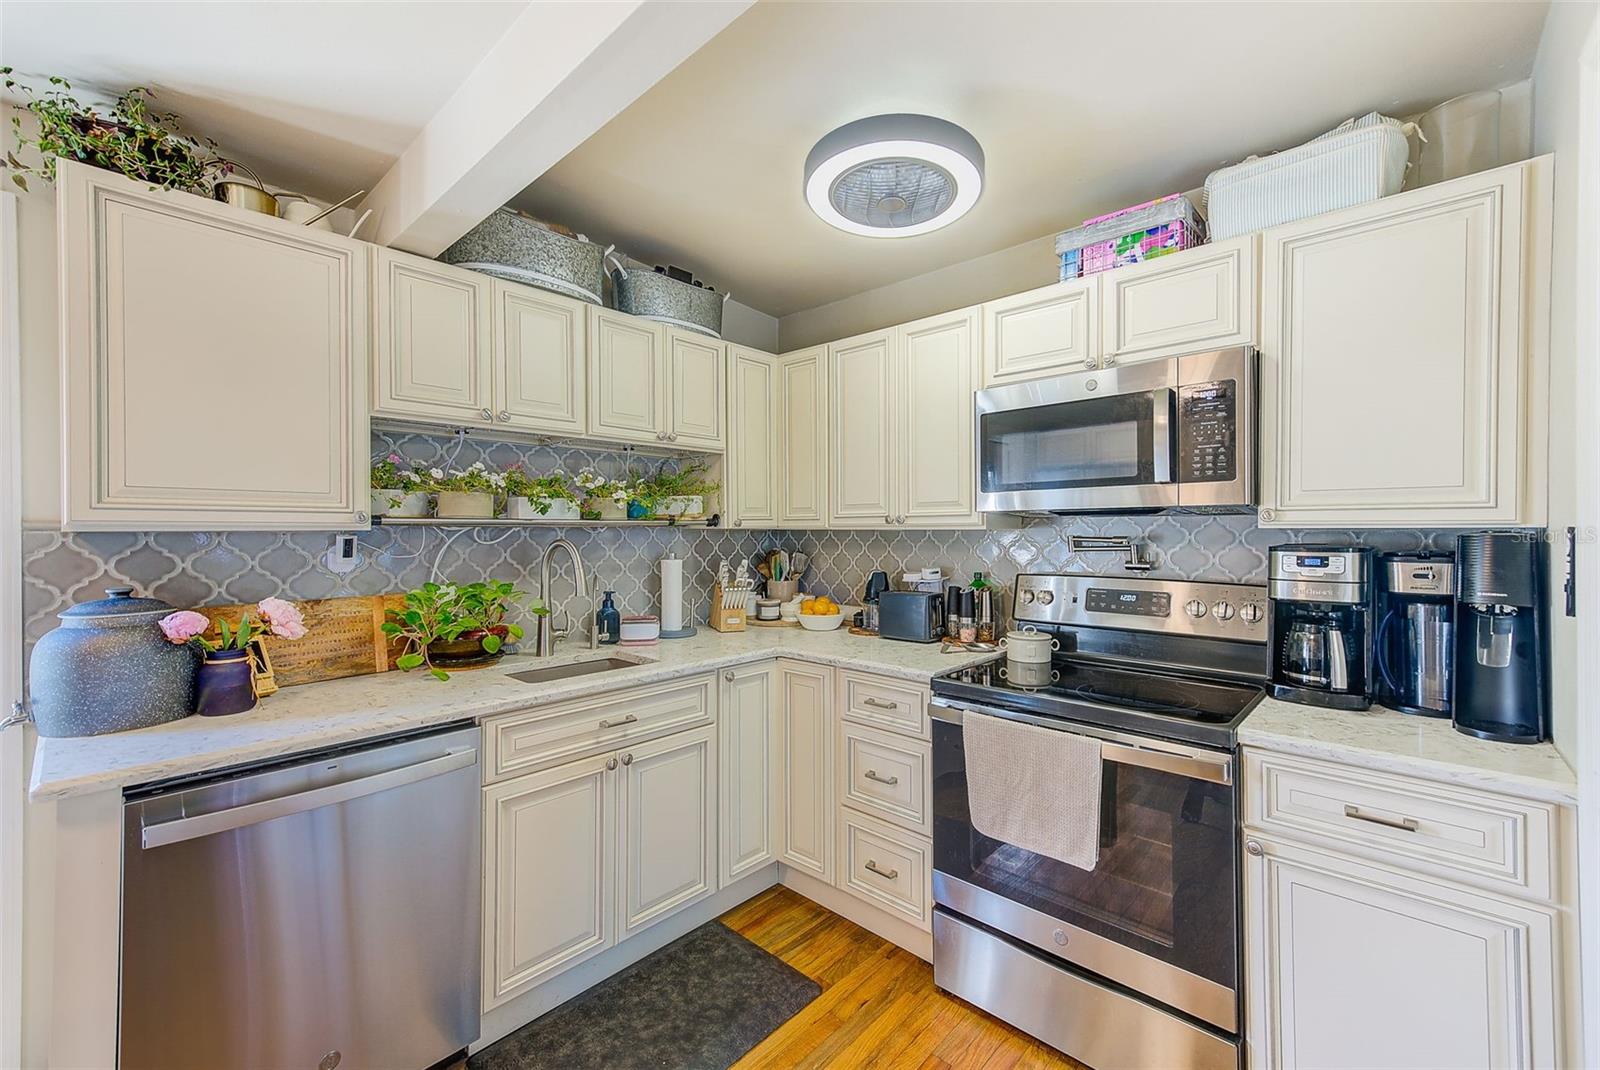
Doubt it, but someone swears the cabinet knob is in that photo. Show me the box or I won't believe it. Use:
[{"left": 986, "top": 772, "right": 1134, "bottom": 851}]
[
  {"left": 656, "top": 432, "right": 667, "bottom": 441},
  {"left": 480, "top": 407, "right": 492, "bottom": 420},
  {"left": 724, "top": 670, "right": 736, "bottom": 682},
  {"left": 884, "top": 514, "right": 893, "bottom": 524},
  {"left": 606, "top": 757, "right": 618, "bottom": 771},
  {"left": 733, "top": 519, "right": 743, "bottom": 527},
  {"left": 668, "top": 432, "right": 678, "bottom": 441},
  {"left": 1259, "top": 508, "right": 1276, "bottom": 523},
  {"left": 355, "top": 511, "right": 368, "bottom": 523},
  {"left": 621, "top": 753, "right": 634, "bottom": 766},
  {"left": 1245, "top": 839, "right": 1263, "bottom": 857},
  {"left": 498, "top": 410, "right": 510, "bottom": 422}
]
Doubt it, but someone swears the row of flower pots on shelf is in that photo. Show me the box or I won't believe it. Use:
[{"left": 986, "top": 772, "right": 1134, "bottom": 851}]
[{"left": 370, "top": 457, "right": 718, "bottom": 522}]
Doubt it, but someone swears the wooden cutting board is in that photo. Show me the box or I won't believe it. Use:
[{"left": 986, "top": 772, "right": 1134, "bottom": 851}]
[{"left": 198, "top": 594, "right": 407, "bottom": 687}]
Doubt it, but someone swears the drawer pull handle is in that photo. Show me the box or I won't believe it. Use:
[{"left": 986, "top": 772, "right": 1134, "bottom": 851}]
[
  {"left": 864, "top": 769, "right": 899, "bottom": 786},
  {"left": 862, "top": 697, "right": 899, "bottom": 710},
  {"left": 1343, "top": 804, "right": 1419, "bottom": 832},
  {"left": 865, "top": 860, "right": 898, "bottom": 880},
  {"left": 600, "top": 714, "right": 639, "bottom": 729}
]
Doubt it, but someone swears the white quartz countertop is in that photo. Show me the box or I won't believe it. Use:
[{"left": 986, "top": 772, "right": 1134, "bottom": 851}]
[
  {"left": 30, "top": 628, "right": 998, "bottom": 801},
  {"left": 1237, "top": 696, "right": 1577, "bottom": 805}
]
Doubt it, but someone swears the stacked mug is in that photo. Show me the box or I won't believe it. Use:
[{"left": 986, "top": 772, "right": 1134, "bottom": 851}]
[{"left": 996, "top": 625, "right": 1060, "bottom": 688}]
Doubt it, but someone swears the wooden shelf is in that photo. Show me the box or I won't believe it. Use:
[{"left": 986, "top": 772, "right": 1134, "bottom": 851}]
[{"left": 371, "top": 515, "right": 722, "bottom": 529}]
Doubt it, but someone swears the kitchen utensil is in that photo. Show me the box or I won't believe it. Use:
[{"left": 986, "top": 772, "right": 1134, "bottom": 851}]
[
  {"left": 790, "top": 552, "right": 810, "bottom": 578},
  {"left": 620, "top": 615, "right": 660, "bottom": 644},
  {"left": 298, "top": 189, "right": 364, "bottom": 229},
  {"left": 28, "top": 586, "right": 197, "bottom": 737},
  {"left": 998, "top": 626, "right": 1060, "bottom": 665},
  {"left": 767, "top": 579, "right": 800, "bottom": 602},
  {"left": 347, "top": 207, "right": 374, "bottom": 239},
  {"left": 797, "top": 611, "right": 845, "bottom": 632},
  {"left": 213, "top": 173, "right": 278, "bottom": 216},
  {"left": 279, "top": 198, "right": 334, "bottom": 230}
]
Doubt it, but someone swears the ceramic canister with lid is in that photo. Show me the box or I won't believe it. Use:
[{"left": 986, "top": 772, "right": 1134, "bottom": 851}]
[
  {"left": 997, "top": 625, "right": 1060, "bottom": 665},
  {"left": 27, "top": 586, "right": 197, "bottom": 737}
]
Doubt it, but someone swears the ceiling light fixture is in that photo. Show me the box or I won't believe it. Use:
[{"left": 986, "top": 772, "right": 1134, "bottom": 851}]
[{"left": 803, "top": 114, "right": 984, "bottom": 238}]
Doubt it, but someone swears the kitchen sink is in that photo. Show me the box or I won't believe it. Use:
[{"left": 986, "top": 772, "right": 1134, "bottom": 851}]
[{"left": 508, "top": 658, "right": 641, "bottom": 684}]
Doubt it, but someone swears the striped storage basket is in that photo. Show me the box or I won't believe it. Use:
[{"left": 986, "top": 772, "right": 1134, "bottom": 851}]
[{"left": 1204, "top": 113, "right": 1417, "bottom": 241}]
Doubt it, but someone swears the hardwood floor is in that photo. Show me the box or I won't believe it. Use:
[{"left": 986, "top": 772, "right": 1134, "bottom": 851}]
[{"left": 723, "top": 886, "right": 1088, "bottom": 1070}]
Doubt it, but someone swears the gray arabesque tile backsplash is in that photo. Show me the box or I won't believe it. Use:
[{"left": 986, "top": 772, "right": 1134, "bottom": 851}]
[{"left": 22, "top": 432, "right": 1457, "bottom": 661}]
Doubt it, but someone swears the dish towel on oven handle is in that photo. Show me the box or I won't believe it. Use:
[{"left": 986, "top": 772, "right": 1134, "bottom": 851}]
[{"left": 962, "top": 710, "right": 1103, "bottom": 872}]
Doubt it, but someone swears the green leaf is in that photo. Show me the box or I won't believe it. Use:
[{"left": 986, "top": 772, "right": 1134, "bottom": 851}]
[
  {"left": 219, "top": 619, "right": 232, "bottom": 649},
  {"left": 507, "top": 623, "right": 524, "bottom": 641},
  {"left": 430, "top": 668, "right": 450, "bottom": 682},
  {"left": 481, "top": 634, "right": 502, "bottom": 654},
  {"left": 396, "top": 652, "right": 424, "bottom": 670},
  {"left": 379, "top": 621, "right": 400, "bottom": 637},
  {"left": 403, "top": 609, "right": 423, "bottom": 627},
  {"left": 238, "top": 612, "right": 251, "bottom": 648}
]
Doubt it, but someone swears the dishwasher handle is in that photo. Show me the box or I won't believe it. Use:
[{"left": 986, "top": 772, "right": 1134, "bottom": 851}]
[{"left": 141, "top": 746, "right": 478, "bottom": 850}]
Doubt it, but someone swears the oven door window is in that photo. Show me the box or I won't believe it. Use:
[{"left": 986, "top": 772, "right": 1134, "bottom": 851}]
[
  {"left": 932, "top": 719, "right": 1236, "bottom": 991},
  {"left": 979, "top": 391, "right": 1167, "bottom": 495}
]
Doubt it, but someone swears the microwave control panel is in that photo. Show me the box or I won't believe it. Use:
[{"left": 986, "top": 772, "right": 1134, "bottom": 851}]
[{"left": 1177, "top": 379, "right": 1237, "bottom": 484}]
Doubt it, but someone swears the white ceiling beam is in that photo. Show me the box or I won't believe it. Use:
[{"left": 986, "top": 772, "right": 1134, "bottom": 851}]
[{"left": 364, "top": 0, "right": 752, "bottom": 255}]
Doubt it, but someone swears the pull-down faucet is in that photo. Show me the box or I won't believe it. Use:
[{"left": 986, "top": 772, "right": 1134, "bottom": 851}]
[{"left": 535, "top": 537, "right": 592, "bottom": 656}]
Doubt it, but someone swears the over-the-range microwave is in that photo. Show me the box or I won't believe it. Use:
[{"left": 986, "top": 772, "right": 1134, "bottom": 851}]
[{"left": 975, "top": 347, "right": 1256, "bottom": 515}]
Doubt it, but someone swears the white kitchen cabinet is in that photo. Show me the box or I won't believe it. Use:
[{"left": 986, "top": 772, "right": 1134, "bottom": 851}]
[
  {"left": 618, "top": 725, "right": 717, "bottom": 937},
  {"left": 495, "top": 282, "right": 587, "bottom": 435},
  {"left": 828, "top": 329, "right": 897, "bottom": 526},
  {"left": 779, "top": 345, "right": 829, "bottom": 528},
  {"left": 726, "top": 346, "right": 780, "bottom": 528},
  {"left": 482, "top": 752, "right": 615, "bottom": 1009},
  {"left": 1243, "top": 835, "right": 1560, "bottom": 1070},
  {"left": 588, "top": 307, "right": 666, "bottom": 445},
  {"left": 1258, "top": 158, "right": 1549, "bottom": 528},
  {"left": 372, "top": 247, "right": 492, "bottom": 425},
  {"left": 58, "top": 159, "right": 369, "bottom": 530},
  {"left": 1099, "top": 235, "right": 1257, "bottom": 367},
  {"left": 900, "top": 307, "right": 980, "bottom": 525},
  {"left": 778, "top": 661, "right": 835, "bottom": 882},
  {"left": 981, "top": 275, "right": 1098, "bottom": 385},
  {"left": 718, "top": 663, "right": 779, "bottom": 886},
  {"left": 667, "top": 329, "right": 726, "bottom": 449}
]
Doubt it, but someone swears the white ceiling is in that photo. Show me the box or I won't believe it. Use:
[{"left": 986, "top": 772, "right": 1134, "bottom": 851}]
[
  {"left": 514, "top": 0, "right": 1551, "bottom": 318},
  {"left": 0, "top": 0, "right": 530, "bottom": 200}
]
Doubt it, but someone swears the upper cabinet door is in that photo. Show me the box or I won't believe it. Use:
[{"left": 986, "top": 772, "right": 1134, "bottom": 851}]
[
  {"left": 779, "top": 347, "right": 829, "bottom": 528},
  {"left": 666, "top": 329, "right": 726, "bottom": 450},
  {"left": 1099, "top": 235, "right": 1257, "bottom": 367},
  {"left": 829, "top": 330, "right": 896, "bottom": 526},
  {"left": 494, "top": 282, "right": 586, "bottom": 436},
  {"left": 726, "top": 347, "right": 779, "bottom": 528},
  {"left": 981, "top": 276, "right": 1098, "bottom": 386},
  {"left": 1258, "top": 160, "right": 1543, "bottom": 528},
  {"left": 899, "top": 307, "right": 980, "bottom": 526},
  {"left": 58, "top": 161, "right": 369, "bottom": 531},
  {"left": 588, "top": 307, "right": 665, "bottom": 445},
  {"left": 373, "top": 249, "right": 492, "bottom": 425}
]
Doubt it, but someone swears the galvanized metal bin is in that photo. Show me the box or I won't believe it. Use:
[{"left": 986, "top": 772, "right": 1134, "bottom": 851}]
[
  {"left": 440, "top": 208, "right": 609, "bottom": 305},
  {"left": 609, "top": 256, "right": 727, "bottom": 338}
]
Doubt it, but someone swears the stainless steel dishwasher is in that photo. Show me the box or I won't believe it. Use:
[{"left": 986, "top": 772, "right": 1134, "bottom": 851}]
[{"left": 120, "top": 723, "right": 481, "bottom": 1070}]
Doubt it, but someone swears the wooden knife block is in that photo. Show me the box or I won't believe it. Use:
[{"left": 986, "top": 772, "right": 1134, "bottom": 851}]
[{"left": 708, "top": 585, "right": 747, "bottom": 632}]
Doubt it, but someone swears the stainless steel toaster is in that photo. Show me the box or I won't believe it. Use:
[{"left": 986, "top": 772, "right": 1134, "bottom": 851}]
[{"left": 877, "top": 591, "right": 945, "bottom": 643}]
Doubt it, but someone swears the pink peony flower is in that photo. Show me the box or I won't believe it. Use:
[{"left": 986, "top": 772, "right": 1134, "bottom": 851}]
[
  {"left": 257, "top": 597, "right": 308, "bottom": 640},
  {"left": 158, "top": 610, "right": 211, "bottom": 645}
]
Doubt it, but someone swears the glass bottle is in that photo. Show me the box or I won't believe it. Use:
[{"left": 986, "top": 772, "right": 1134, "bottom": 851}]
[{"left": 596, "top": 591, "right": 621, "bottom": 645}]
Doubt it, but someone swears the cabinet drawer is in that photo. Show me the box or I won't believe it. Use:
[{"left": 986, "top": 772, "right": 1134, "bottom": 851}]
[
  {"left": 838, "top": 671, "right": 929, "bottom": 739},
  {"left": 485, "top": 675, "right": 715, "bottom": 783},
  {"left": 839, "top": 723, "right": 930, "bottom": 835},
  {"left": 1244, "top": 750, "right": 1555, "bottom": 900},
  {"left": 837, "top": 809, "right": 931, "bottom": 928}
]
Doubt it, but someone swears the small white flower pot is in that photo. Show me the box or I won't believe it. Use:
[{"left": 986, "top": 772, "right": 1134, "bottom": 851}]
[
  {"left": 507, "top": 497, "right": 581, "bottom": 521},
  {"left": 435, "top": 491, "right": 495, "bottom": 519},
  {"left": 542, "top": 499, "right": 581, "bottom": 521},
  {"left": 590, "top": 498, "right": 628, "bottom": 520},
  {"left": 659, "top": 495, "right": 704, "bottom": 518},
  {"left": 371, "top": 489, "right": 429, "bottom": 517},
  {"left": 506, "top": 496, "right": 542, "bottom": 520}
]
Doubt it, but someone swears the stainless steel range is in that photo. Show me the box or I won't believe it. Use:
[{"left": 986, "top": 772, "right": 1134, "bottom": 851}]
[{"left": 929, "top": 573, "right": 1267, "bottom": 1070}]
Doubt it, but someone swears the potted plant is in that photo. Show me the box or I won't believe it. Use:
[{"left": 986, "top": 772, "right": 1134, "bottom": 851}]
[
  {"left": 370, "top": 453, "right": 430, "bottom": 517},
  {"left": 433, "top": 461, "right": 504, "bottom": 519},
  {"left": 624, "top": 469, "right": 661, "bottom": 520},
  {"left": 650, "top": 461, "right": 720, "bottom": 518},
  {"left": 504, "top": 465, "right": 582, "bottom": 521},
  {"left": 381, "top": 581, "right": 545, "bottom": 679},
  {"left": 157, "top": 598, "right": 308, "bottom": 716},
  {"left": 2, "top": 70, "right": 225, "bottom": 193},
  {"left": 576, "top": 468, "right": 630, "bottom": 520}
]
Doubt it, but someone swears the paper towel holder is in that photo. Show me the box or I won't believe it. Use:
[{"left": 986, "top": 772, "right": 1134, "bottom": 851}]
[{"left": 658, "top": 551, "right": 697, "bottom": 640}]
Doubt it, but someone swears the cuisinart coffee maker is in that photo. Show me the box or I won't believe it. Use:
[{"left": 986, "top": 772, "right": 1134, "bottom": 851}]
[
  {"left": 1375, "top": 552, "right": 1455, "bottom": 717},
  {"left": 1453, "top": 532, "right": 1550, "bottom": 743},
  {"left": 1268, "top": 546, "right": 1374, "bottom": 710}
]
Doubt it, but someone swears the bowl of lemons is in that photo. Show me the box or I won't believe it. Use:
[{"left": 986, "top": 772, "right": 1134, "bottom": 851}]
[{"left": 796, "top": 595, "right": 845, "bottom": 631}]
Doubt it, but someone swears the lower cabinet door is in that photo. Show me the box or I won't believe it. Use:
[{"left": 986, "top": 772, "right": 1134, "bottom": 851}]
[
  {"left": 778, "top": 661, "right": 835, "bottom": 881},
  {"left": 618, "top": 725, "right": 718, "bottom": 936},
  {"left": 719, "top": 664, "right": 779, "bottom": 885},
  {"left": 483, "top": 753, "right": 616, "bottom": 1009},
  {"left": 1244, "top": 835, "right": 1560, "bottom": 1070}
]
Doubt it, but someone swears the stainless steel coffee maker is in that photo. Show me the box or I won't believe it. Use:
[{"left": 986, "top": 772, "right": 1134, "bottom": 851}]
[
  {"left": 1374, "top": 552, "right": 1455, "bottom": 717},
  {"left": 1268, "top": 546, "right": 1374, "bottom": 710}
]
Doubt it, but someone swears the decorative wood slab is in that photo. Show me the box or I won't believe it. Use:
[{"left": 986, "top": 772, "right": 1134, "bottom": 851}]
[{"left": 198, "top": 594, "right": 407, "bottom": 687}]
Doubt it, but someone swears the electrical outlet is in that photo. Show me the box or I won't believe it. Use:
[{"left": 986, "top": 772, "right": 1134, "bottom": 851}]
[{"left": 325, "top": 534, "right": 362, "bottom": 574}]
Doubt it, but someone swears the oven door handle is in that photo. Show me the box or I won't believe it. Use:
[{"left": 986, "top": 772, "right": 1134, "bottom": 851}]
[
  {"left": 1151, "top": 386, "right": 1175, "bottom": 485},
  {"left": 930, "top": 698, "right": 1232, "bottom": 786}
]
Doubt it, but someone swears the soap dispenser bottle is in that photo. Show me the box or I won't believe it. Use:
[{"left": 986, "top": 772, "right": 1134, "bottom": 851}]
[{"left": 596, "top": 591, "right": 621, "bottom": 645}]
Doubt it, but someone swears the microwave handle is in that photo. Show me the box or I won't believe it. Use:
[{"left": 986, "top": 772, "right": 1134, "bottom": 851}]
[{"left": 1152, "top": 387, "right": 1175, "bottom": 485}]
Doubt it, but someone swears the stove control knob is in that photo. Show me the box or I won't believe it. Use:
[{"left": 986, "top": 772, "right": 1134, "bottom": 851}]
[
  {"left": 1035, "top": 591, "right": 1055, "bottom": 606},
  {"left": 1240, "top": 603, "right": 1265, "bottom": 625},
  {"left": 1184, "top": 599, "right": 1207, "bottom": 619},
  {"left": 1211, "top": 600, "right": 1235, "bottom": 622}
]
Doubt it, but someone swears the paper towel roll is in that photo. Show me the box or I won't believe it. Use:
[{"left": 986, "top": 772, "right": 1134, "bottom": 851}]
[{"left": 659, "top": 554, "right": 684, "bottom": 633}]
